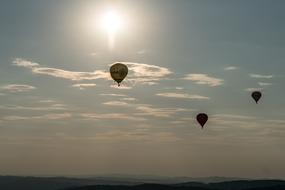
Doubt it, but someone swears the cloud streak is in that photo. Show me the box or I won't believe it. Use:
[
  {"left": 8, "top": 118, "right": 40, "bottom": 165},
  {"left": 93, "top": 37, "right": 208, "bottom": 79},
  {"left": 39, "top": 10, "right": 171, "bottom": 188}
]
[
  {"left": 156, "top": 92, "right": 209, "bottom": 100},
  {"left": 102, "top": 101, "right": 193, "bottom": 118},
  {"left": 13, "top": 58, "right": 109, "bottom": 81},
  {"left": 2, "top": 113, "right": 71, "bottom": 121},
  {"left": 122, "top": 62, "right": 172, "bottom": 85},
  {"left": 81, "top": 113, "right": 147, "bottom": 121},
  {"left": 183, "top": 74, "right": 224, "bottom": 86},
  {"left": 72, "top": 83, "right": 96, "bottom": 90},
  {"left": 250, "top": 74, "right": 273, "bottom": 79},
  {"left": 103, "top": 101, "right": 130, "bottom": 107},
  {"left": 1, "top": 84, "right": 36, "bottom": 92},
  {"left": 135, "top": 105, "right": 193, "bottom": 118},
  {"left": 258, "top": 82, "right": 272, "bottom": 86},
  {"left": 0, "top": 104, "right": 67, "bottom": 111},
  {"left": 13, "top": 59, "right": 172, "bottom": 86},
  {"left": 224, "top": 66, "right": 238, "bottom": 71},
  {"left": 244, "top": 88, "right": 263, "bottom": 92}
]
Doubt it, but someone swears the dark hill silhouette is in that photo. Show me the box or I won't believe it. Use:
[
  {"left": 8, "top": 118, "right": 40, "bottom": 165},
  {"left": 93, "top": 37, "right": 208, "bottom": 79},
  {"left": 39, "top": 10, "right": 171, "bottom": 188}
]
[
  {"left": 0, "top": 176, "right": 284, "bottom": 190},
  {"left": 0, "top": 176, "right": 139, "bottom": 190},
  {"left": 65, "top": 183, "right": 217, "bottom": 190},
  {"left": 208, "top": 180, "right": 285, "bottom": 190},
  {"left": 64, "top": 180, "right": 285, "bottom": 190}
]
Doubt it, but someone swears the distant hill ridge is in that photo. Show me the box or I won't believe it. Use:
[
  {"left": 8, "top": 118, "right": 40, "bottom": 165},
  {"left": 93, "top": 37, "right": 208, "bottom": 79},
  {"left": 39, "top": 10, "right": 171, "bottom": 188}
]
[
  {"left": 65, "top": 180, "right": 285, "bottom": 190},
  {"left": 0, "top": 176, "right": 284, "bottom": 190}
]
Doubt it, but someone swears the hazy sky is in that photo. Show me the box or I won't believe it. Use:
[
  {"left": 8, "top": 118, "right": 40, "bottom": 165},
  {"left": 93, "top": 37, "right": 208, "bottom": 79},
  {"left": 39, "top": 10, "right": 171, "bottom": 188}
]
[{"left": 0, "top": 0, "right": 285, "bottom": 178}]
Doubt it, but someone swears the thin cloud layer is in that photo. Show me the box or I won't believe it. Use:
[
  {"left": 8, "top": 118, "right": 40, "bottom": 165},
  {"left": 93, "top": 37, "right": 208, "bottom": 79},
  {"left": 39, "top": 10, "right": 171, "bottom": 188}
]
[
  {"left": 245, "top": 88, "right": 263, "bottom": 92},
  {"left": 13, "top": 59, "right": 172, "bottom": 86},
  {"left": 2, "top": 113, "right": 71, "bottom": 121},
  {"left": 183, "top": 74, "right": 224, "bottom": 86},
  {"left": 122, "top": 97, "right": 137, "bottom": 101},
  {"left": 1, "top": 84, "right": 36, "bottom": 92},
  {"left": 103, "top": 101, "right": 130, "bottom": 107},
  {"left": 224, "top": 66, "right": 238, "bottom": 71},
  {"left": 123, "top": 62, "right": 172, "bottom": 85},
  {"left": 93, "top": 130, "right": 180, "bottom": 143},
  {"left": 135, "top": 105, "right": 192, "bottom": 118},
  {"left": 0, "top": 104, "right": 67, "bottom": 111},
  {"left": 72, "top": 83, "right": 96, "bottom": 90},
  {"left": 213, "top": 114, "right": 255, "bottom": 120},
  {"left": 250, "top": 74, "right": 273, "bottom": 79},
  {"left": 81, "top": 113, "right": 147, "bottom": 121},
  {"left": 100, "top": 94, "right": 126, "bottom": 97},
  {"left": 110, "top": 84, "right": 133, "bottom": 89},
  {"left": 258, "top": 82, "right": 272, "bottom": 86},
  {"left": 13, "top": 58, "right": 109, "bottom": 81},
  {"left": 156, "top": 93, "right": 209, "bottom": 100},
  {"left": 102, "top": 101, "right": 192, "bottom": 118}
]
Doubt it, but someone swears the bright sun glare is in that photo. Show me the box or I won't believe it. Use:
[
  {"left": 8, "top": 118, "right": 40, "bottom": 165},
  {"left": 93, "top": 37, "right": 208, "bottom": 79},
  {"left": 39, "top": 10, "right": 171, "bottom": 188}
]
[
  {"left": 100, "top": 10, "right": 124, "bottom": 49},
  {"left": 101, "top": 10, "right": 122, "bottom": 34}
]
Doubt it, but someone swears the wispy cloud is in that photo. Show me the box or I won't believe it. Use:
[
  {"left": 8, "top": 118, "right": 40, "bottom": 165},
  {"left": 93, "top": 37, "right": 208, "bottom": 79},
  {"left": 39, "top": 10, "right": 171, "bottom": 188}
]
[
  {"left": 170, "top": 120, "right": 186, "bottom": 124},
  {"left": 13, "top": 58, "right": 109, "bottom": 81},
  {"left": 213, "top": 114, "right": 255, "bottom": 120},
  {"left": 1, "top": 84, "right": 36, "bottom": 92},
  {"left": 127, "top": 62, "right": 171, "bottom": 78},
  {"left": 90, "top": 52, "right": 100, "bottom": 56},
  {"left": 13, "top": 58, "right": 39, "bottom": 68},
  {"left": 211, "top": 114, "right": 258, "bottom": 130},
  {"left": 3, "top": 113, "right": 71, "bottom": 121},
  {"left": 122, "top": 62, "right": 172, "bottom": 85},
  {"left": 13, "top": 59, "right": 172, "bottom": 86},
  {"left": 140, "top": 81, "right": 158, "bottom": 86},
  {"left": 33, "top": 67, "right": 108, "bottom": 81},
  {"left": 0, "top": 104, "right": 67, "bottom": 111},
  {"left": 249, "top": 74, "right": 273, "bottom": 79},
  {"left": 156, "top": 92, "right": 209, "bottom": 100},
  {"left": 122, "top": 97, "right": 137, "bottom": 101},
  {"left": 102, "top": 101, "right": 130, "bottom": 107},
  {"left": 81, "top": 113, "right": 147, "bottom": 121},
  {"left": 38, "top": 100, "right": 57, "bottom": 103},
  {"left": 183, "top": 74, "right": 224, "bottom": 86},
  {"left": 224, "top": 66, "right": 238, "bottom": 71},
  {"left": 72, "top": 83, "right": 96, "bottom": 90},
  {"left": 110, "top": 84, "right": 132, "bottom": 89},
  {"left": 102, "top": 101, "right": 191, "bottom": 118},
  {"left": 100, "top": 93, "right": 126, "bottom": 97},
  {"left": 93, "top": 130, "right": 180, "bottom": 143},
  {"left": 258, "top": 82, "right": 272, "bottom": 86},
  {"left": 135, "top": 105, "right": 192, "bottom": 118},
  {"left": 137, "top": 49, "right": 150, "bottom": 55},
  {"left": 244, "top": 88, "right": 263, "bottom": 92}
]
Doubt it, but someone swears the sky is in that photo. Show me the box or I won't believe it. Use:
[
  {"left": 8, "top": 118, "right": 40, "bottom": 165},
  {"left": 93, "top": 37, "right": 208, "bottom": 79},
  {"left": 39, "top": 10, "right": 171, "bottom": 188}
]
[{"left": 0, "top": 0, "right": 285, "bottom": 178}]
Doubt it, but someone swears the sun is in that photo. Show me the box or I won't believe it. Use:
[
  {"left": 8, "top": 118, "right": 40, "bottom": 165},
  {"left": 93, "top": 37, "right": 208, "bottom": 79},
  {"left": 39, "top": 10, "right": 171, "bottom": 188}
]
[
  {"left": 100, "top": 10, "right": 124, "bottom": 49},
  {"left": 101, "top": 10, "right": 123, "bottom": 35}
]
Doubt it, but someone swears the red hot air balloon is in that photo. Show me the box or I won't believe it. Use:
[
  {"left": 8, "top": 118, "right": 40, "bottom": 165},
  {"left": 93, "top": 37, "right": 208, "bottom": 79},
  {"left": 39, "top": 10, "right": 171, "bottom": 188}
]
[
  {"left": 251, "top": 91, "right": 262, "bottom": 104},
  {"left": 196, "top": 113, "right": 208, "bottom": 129}
]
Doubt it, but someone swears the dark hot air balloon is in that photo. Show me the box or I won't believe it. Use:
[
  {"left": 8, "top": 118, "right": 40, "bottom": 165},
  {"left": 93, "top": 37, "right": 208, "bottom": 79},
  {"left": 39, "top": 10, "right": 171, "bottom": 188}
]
[
  {"left": 110, "top": 63, "right": 128, "bottom": 86},
  {"left": 196, "top": 113, "right": 208, "bottom": 129},
  {"left": 251, "top": 91, "right": 262, "bottom": 104}
]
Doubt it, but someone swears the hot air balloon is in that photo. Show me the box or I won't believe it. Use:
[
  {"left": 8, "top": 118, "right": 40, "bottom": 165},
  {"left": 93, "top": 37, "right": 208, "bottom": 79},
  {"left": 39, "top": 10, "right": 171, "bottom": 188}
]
[
  {"left": 251, "top": 91, "right": 262, "bottom": 104},
  {"left": 196, "top": 113, "right": 208, "bottom": 129},
  {"left": 110, "top": 63, "right": 128, "bottom": 86}
]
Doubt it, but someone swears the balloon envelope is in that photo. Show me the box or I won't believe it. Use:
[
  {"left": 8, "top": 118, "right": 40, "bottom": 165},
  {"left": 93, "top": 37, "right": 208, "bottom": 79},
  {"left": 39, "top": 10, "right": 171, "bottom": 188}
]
[
  {"left": 196, "top": 113, "right": 208, "bottom": 129},
  {"left": 251, "top": 91, "right": 262, "bottom": 104},
  {"left": 110, "top": 63, "right": 128, "bottom": 86}
]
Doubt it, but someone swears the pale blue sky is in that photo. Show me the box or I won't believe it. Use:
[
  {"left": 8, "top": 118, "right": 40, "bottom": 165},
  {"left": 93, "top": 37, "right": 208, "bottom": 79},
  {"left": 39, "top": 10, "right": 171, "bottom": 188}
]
[{"left": 0, "top": 0, "right": 285, "bottom": 178}]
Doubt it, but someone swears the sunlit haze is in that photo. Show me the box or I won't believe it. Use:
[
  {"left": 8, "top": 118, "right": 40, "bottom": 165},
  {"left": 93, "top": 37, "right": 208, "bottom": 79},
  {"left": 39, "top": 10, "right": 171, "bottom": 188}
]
[{"left": 0, "top": 0, "right": 285, "bottom": 180}]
